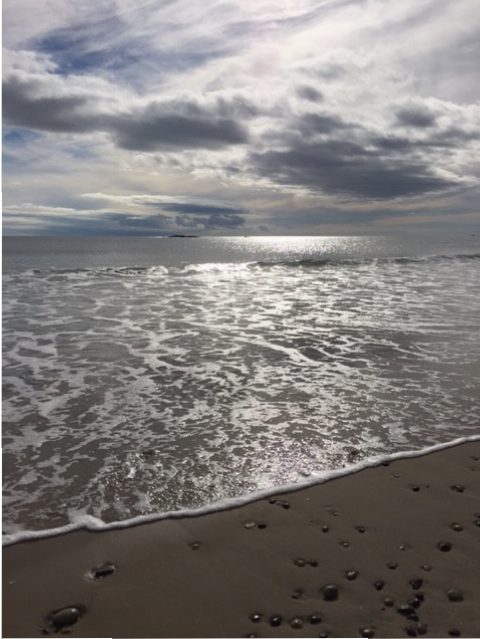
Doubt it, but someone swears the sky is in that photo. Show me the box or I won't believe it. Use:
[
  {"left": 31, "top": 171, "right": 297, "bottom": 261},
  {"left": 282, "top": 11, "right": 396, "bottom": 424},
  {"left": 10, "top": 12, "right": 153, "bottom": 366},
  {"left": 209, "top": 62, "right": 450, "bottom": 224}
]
[{"left": 3, "top": 0, "right": 480, "bottom": 235}]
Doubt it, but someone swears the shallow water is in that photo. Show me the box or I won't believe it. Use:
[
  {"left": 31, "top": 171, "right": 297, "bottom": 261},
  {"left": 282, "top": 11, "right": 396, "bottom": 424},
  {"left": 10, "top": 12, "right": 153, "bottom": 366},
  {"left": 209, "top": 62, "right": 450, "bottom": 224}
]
[{"left": 3, "top": 235, "right": 480, "bottom": 541}]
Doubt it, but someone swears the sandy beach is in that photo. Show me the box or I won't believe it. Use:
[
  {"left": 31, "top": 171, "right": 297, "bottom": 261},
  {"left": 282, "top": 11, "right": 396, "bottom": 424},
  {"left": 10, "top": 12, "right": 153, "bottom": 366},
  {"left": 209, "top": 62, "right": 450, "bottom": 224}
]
[{"left": 3, "top": 440, "right": 480, "bottom": 638}]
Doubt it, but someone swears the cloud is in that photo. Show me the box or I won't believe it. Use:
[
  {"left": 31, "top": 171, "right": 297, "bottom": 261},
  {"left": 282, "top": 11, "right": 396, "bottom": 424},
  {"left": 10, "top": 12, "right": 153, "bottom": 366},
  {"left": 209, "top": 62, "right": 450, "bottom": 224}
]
[{"left": 395, "top": 105, "right": 436, "bottom": 128}]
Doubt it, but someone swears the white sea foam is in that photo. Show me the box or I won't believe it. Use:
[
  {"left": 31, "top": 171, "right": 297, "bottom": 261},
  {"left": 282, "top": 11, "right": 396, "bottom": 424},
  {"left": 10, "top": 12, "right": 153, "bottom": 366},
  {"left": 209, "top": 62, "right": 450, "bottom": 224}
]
[{"left": 4, "top": 435, "right": 480, "bottom": 546}]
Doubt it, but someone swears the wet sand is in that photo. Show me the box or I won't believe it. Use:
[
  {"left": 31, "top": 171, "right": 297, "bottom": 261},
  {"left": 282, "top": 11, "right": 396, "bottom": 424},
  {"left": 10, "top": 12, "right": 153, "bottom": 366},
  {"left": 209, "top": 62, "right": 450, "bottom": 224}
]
[{"left": 3, "top": 441, "right": 480, "bottom": 638}]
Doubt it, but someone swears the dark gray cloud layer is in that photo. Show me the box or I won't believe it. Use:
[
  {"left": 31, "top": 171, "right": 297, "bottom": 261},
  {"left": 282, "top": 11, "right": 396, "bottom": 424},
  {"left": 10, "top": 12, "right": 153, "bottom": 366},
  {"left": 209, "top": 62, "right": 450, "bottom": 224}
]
[{"left": 2, "top": 75, "right": 249, "bottom": 150}]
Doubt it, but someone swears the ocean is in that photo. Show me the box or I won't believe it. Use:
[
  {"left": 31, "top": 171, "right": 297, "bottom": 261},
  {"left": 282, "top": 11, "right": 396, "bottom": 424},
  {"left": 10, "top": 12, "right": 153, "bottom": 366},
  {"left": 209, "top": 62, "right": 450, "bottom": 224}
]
[{"left": 3, "top": 235, "right": 480, "bottom": 544}]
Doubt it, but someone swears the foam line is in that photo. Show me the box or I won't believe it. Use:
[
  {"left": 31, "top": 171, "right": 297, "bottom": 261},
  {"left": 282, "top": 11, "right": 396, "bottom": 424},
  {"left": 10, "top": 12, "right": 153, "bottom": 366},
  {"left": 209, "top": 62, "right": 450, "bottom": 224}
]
[{"left": 4, "top": 435, "right": 480, "bottom": 547}]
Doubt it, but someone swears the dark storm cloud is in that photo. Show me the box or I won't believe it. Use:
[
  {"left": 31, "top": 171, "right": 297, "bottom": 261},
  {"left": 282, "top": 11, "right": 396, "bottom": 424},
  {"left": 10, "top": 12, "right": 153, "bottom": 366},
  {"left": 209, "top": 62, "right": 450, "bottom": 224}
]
[
  {"left": 251, "top": 137, "right": 456, "bottom": 199},
  {"left": 143, "top": 200, "right": 245, "bottom": 216},
  {"left": 395, "top": 106, "right": 436, "bottom": 128},
  {"left": 2, "top": 74, "right": 249, "bottom": 149},
  {"left": 175, "top": 212, "right": 244, "bottom": 229}
]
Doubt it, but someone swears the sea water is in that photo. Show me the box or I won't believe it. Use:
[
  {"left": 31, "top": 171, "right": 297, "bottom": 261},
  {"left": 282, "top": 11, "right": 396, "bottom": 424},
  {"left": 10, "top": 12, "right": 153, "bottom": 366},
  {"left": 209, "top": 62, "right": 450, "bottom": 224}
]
[{"left": 3, "top": 235, "right": 480, "bottom": 544}]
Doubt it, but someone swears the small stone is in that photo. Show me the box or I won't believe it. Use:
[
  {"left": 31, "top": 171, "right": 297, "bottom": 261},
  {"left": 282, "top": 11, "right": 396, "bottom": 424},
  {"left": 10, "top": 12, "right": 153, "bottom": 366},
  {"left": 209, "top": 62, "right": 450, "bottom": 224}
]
[
  {"left": 189, "top": 542, "right": 201, "bottom": 550},
  {"left": 405, "top": 625, "right": 417, "bottom": 637},
  {"left": 291, "top": 588, "right": 304, "bottom": 599},
  {"left": 415, "top": 593, "right": 424, "bottom": 602},
  {"left": 318, "top": 633, "right": 330, "bottom": 638},
  {"left": 450, "top": 523, "right": 463, "bottom": 532},
  {"left": 309, "top": 614, "right": 322, "bottom": 625},
  {"left": 382, "top": 461, "right": 390, "bottom": 466},
  {"left": 447, "top": 588, "right": 464, "bottom": 602},
  {"left": 393, "top": 473, "right": 400, "bottom": 478},
  {"left": 269, "top": 615, "right": 283, "bottom": 627},
  {"left": 448, "top": 629, "right": 461, "bottom": 637},
  {"left": 387, "top": 562, "right": 398, "bottom": 570},
  {"left": 345, "top": 570, "right": 359, "bottom": 580},
  {"left": 409, "top": 578, "right": 423, "bottom": 590},
  {"left": 373, "top": 580, "right": 385, "bottom": 591},
  {"left": 407, "top": 613, "right": 419, "bottom": 622},
  {"left": 249, "top": 612, "right": 262, "bottom": 623},
  {"left": 308, "top": 559, "right": 318, "bottom": 567},
  {"left": 384, "top": 597, "right": 394, "bottom": 607},
  {"left": 420, "top": 564, "right": 431, "bottom": 572},
  {"left": 407, "top": 598, "right": 420, "bottom": 609},
  {"left": 281, "top": 502, "right": 290, "bottom": 509},
  {"left": 411, "top": 485, "right": 420, "bottom": 492},
  {"left": 475, "top": 520, "right": 480, "bottom": 527},
  {"left": 245, "top": 634, "right": 257, "bottom": 638},
  {"left": 244, "top": 521, "right": 256, "bottom": 529},
  {"left": 50, "top": 607, "right": 81, "bottom": 630},
  {"left": 438, "top": 541, "right": 452, "bottom": 552},
  {"left": 91, "top": 561, "right": 116, "bottom": 578},
  {"left": 295, "top": 558, "right": 306, "bottom": 567},
  {"left": 356, "top": 526, "right": 366, "bottom": 533},
  {"left": 450, "top": 484, "right": 465, "bottom": 492},
  {"left": 397, "top": 605, "right": 414, "bottom": 617},
  {"left": 322, "top": 525, "right": 330, "bottom": 532},
  {"left": 399, "top": 544, "right": 409, "bottom": 551},
  {"left": 322, "top": 584, "right": 339, "bottom": 601},
  {"left": 360, "top": 628, "right": 375, "bottom": 638},
  {"left": 290, "top": 617, "right": 303, "bottom": 629},
  {"left": 257, "top": 523, "right": 267, "bottom": 529},
  {"left": 417, "top": 623, "right": 427, "bottom": 635},
  {"left": 340, "top": 540, "right": 350, "bottom": 548}
]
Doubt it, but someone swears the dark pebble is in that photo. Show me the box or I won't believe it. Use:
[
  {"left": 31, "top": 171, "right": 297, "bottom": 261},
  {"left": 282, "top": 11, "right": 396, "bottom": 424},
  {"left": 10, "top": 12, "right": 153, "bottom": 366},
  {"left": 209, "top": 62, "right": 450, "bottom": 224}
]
[
  {"left": 249, "top": 613, "right": 262, "bottom": 623},
  {"left": 450, "top": 523, "right": 463, "bottom": 532},
  {"left": 407, "top": 598, "right": 421, "bottom": 609},
  {"left": 438, "top": 541, "right": 452, "bottom": 552},
  {"left": 309, "top": 615, "right": 322, "bottom": 625},
  {"left": 309, "top": 559, "right": 319, "bottom": 567},
  {"left": 318, "top": 633, "right": 330, "bottom": 638},
  {"left": 340, "top": 541, "right": 350, "bottom": 548},
  {"left": 290, "top": 617, "right": 303, "bottom": 629},
  {"left": 475, "top": 520, "right": 480, "bottom": 527},
  {"left": 387, "top": 562, "right": 398, "bottom": 570},
  {"left": 448, "top": 629, "right": 461, "bottom": 637},
  {"left": 50, "top": 607, "right": 81, "bottom": 630},
  {"left": 291, "top": 588, "right": 304, "bottom": 599},
  {"left": 447, "top": 588, "right": 464, "bottom": 602},
  {"left": 409, "top": 578, "right": 423, "bottom": 590},
  {"left": 397, "top": 605, "right": 415, "bottom": 617},
  {"left": 322, "top": 584, "right": 339, "bottom": 601},
  {"left": 415, "top": 593, "right": 424, "bottom": 602},
  {"left": 393, "top": 473, "right": 400, "bottom": 478},
  {"left": 190, "top": 542, "right": 201, "bottom": 550},
  {"left": 420, "top": 564, "right": 432, "bottom": 571},
  {"left": 322, "top": 525, "right": 330, "bottom": 532},
  {"left": 295, "top": 558, "right": 306, "bottom": 567},
  {"left": 411, "top": 485, "right": 420, "bottom": 492},
  {"left": 91, "top": 561, "right": 116, "bottom": 578},
  {"left": 382, "top": 461, "right": 390, "bottom": 466},
  {"left": 417, "top": 623, "right": 427, "bottom": 636},
  {"left": 281, "top": 502, "right": 290, "bottom": 509},
  {"left": 360, "top": 628, "right": 375, "bottom": 638},
  {"left": 269, "top": 615, "right": 283, "bottom": 627},
  {"left": 405, "top": 625, "right": 417, "bottom": 637},
  {"left": 245, "top": 634, "right": 257, "bottom": 638},
  {"left": 450, "top": 484, "right": 465, "bottom": 492},
  {"left": 356, "top": 526, "right": 366, "bottom": 533},
  {"left": 373, "top": 580, "right": 385, "bottom": 591},
  {"left": 407, "top": 613, "right": 419, "bottom": 622},
  {"left": 257, "top": 523, "right": 267, "bottom": 529},
  {"left": 345, "top": 570, "right": 359, "bottom": 580},
  {"left": 384, "top": 597, "right": 395, "bottom": 607}
]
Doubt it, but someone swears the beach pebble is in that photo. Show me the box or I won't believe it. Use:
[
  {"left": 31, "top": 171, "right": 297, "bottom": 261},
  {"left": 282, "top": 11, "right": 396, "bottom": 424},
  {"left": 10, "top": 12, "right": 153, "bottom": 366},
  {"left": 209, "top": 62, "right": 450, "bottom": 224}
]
[
  {"left": 355, "top": 525, "right": 366, "bottom": 533},
  {"left": 384, "top": 598, "right": 395, "bottom": 607},
  {"left": 91, "top": 561, "right": 116, "bottom": 579},
  {"left": 448, "top": 629, "right": 461, "bottom": 637},
  {"left": 340, "top": 541, "right": 350, "bottom": 548},
  {"left": 295, "top": 558, "right": 306, "bottom": 567},
  {"left": 244, "top": 521, "right": 256, "bottom": 530},
  {"left": 415, "top": 593, "right": 424, "bottom": 602},
  {"left": 447, "top": 588, "right": 464, "bottom": 602},
  {"left": 407, "top": 598, "right": 420, "bottom": 609},
  {"left": 269, "top": 615, "right": 283, "bottom": 627},
  {"left": 387, "top": 562, "right": 397, "bottom": 570},
  {"left": 308, "top": 559, "right": 318, "bottom": 567},
  {"left": 450, "top": 523, "right": 463, "bottom": 532},
  {"left": 399, "top": 544, "right": 410, "bottom": 551},
  {"left": 409, "top": 578, "right": 423, "bottom": 590},
  {"left": 322, "top": 584, "right": 339, "bottom": 601},
  {"left": 290, "top": 617, "right": 303, "bottom": 629},
  {"left": 50, "top": 607, "right": 81, "bottom": 630},
  {"left": 450, "top": 484, "right": 465, "bottom": 492},
  {"left": 309, "top": 614, "right": 322, "bottom": 625},
  {"left": 245, "top": 634, "right": 257, "bottom": 638},
  {"left": 405, "top": 624, "right": 417, "bottom": 637},
  {"left": 420, "top": 564, "right": 432, "bottom": 572},
  {"left": 416, "top": 623, "right": 427, "bottom": 635},
  {"left": 291, "top": 588, "right": 304, "bottom": 599},
  {"left": 438, "top": 541, "right": 452, "bottom": 552},
  {"left": 249, "top": 612, "right": 262, "bottom": 623},
  {"left": 411, "top": 485, "right": 420, "bottom": 492},
  {"left": 397, "top": 605, "right": 415, "bottom": 617},
  {"left": 318, "top": 632, "right": 330, "bottom": 637},
  {"left": 373, "top": 580, "right": 385, "bottom": 591},
  {"left": 257, "top": 522, "right": 267, "bottom": 529},
  {"left": 360, "top": 628, "right": 375, "bottom": 638},
  {"left": 189, "top": 542, "right": 201, "bottom": 550},
  {"left": 345, "top": 570, "right": 359, "bottom": 580},
  {"left": 321, "top": 525, "right": 330, "bottom": 532}
]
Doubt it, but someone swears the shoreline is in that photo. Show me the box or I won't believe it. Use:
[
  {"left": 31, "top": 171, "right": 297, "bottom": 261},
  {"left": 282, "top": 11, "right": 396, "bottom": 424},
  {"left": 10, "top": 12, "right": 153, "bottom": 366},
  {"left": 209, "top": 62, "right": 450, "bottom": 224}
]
[
  {"left": 3, "top": 440, "right": 480, "bottom": 638},
  {"left": 4, "top": 435, "right": 480, "bottom": 548}
]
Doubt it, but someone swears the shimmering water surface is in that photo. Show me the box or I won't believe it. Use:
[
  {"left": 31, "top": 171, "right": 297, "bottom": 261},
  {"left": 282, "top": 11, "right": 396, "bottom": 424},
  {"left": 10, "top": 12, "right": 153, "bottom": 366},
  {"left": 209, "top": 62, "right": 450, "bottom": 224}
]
[{"left": 3, "top": 235, "right": 480, "bottom": 539}]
